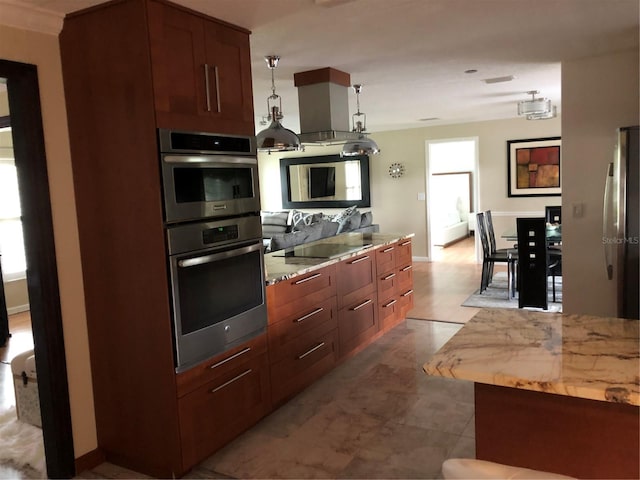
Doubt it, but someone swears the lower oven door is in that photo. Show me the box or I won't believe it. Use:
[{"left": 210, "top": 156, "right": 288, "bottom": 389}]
[{"left": 169, "top": 238, "right": 266, "bottom": 372}]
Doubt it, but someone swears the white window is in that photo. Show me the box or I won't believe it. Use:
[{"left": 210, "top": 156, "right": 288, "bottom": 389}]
[{"left": 0, "top": 157, "right": 26, "bottom": 281}]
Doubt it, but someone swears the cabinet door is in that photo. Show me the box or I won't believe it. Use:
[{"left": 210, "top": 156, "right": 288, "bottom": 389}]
[
  {"left": 203, "top": 21, "right": 254, "bottom": 135},
  {"left": 148, "top": 1, "right": 209, "bottom": 126},
  {"left": 396, "top": 239, "right": 413, "bottom": 266},
  {"left": 379, "top": 295, "right": 401, "bottom": 332},
  {"left": 376, "top": 243, "right": 397, "bottom": 275}
]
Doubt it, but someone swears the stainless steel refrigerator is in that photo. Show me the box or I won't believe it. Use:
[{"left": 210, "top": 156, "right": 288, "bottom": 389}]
[{"left": 604, "top": 125, "right": 639, "bottom": 319}]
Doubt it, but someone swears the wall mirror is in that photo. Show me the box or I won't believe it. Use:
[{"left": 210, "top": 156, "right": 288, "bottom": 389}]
[{"left": 280, "top": 154, "right": 371, "bottom": 208}]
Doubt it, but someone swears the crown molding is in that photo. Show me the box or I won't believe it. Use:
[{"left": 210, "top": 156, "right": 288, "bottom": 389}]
[{"left": 0, "top": 0, "right": 64, "bottom": 36}]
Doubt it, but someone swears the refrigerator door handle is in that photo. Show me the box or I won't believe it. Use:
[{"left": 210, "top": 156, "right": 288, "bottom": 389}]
[{"left": 603, "top": 162, "right": 615, "bottom": 280}]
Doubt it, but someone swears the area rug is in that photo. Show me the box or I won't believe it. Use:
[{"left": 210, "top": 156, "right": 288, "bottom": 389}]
[
  {"left": 0, "top": 406, "right": 45, "bottom": 475},
  {"left": 462, "top": 271, "right": 562, "bottom": 312}
]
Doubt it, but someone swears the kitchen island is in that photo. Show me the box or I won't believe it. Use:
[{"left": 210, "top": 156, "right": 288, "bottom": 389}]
[
  {"left": 423, "top": 308, "right": 639, "bottom": 479},
  {"left": 264, "top": 232, "right": 414, "bottom": 406}
]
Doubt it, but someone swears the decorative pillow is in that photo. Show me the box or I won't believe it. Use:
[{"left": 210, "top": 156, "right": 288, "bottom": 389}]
[
  {"left": 318, "top": 220, "right": 339, "bottom": 238},
  {"left": 332, "top": 205, "right": 358, "bottom": 224},
  {"left": 360, "top": 211, "right": 373, "bottom": 228},
  {"left": 260, "top": 211, "right": 290, "bottom": 238},
  {"left": 290, "top": 210, "right": 323, "bottom": 231},
  {"left": 337, "top": 210, "right": 362, "bottom": 234}
]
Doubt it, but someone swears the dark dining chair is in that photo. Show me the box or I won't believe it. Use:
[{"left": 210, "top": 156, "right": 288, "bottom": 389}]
[
  {"left": 477, "top": 212, "right": 517, "bottom": 297},
  {"left": 545, "top": 205, "right": 561, "bottom": 224},
  {"left": 516, "top": 217, "right": 549, "bottom": 309}
]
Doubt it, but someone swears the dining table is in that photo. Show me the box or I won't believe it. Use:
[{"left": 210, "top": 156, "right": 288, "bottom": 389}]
[{"left": 501, "top": 224, "right": 562, "bottom": 244}]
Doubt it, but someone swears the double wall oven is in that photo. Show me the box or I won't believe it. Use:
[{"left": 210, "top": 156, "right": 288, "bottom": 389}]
[{"left": 159, "top": 129, "right": 266, "bottom": 372}]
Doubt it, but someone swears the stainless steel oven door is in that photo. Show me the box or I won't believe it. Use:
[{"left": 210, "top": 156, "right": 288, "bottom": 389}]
[
  {"left": 161, "top": 154, "right": 261, "bottom": 224},
  {"left": 169, "top": 237, "right": 266, "bottom": 372}
]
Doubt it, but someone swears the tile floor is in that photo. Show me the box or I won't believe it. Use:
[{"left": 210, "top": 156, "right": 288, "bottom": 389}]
[{"left": 74, "top": 319, "right": 474, "bottom": 479}]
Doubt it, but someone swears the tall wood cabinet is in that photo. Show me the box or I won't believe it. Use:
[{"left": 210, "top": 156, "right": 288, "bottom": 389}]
[{"left": 60, "top": 0, "right": 256, "bottom": 477}]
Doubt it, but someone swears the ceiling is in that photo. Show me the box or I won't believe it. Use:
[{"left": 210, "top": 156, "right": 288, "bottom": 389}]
[{"left": 13, "top": 0, "right": 640, "bottom": 133}]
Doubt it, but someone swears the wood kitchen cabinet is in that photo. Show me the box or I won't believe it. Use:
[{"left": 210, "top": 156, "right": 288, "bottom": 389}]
[
  {"left": 148, "top": 0, "right": 254, "bottom": 135},
  {"left": 59, "top": 0, "right": 257, "bottom": 476},
  {"left": 266, "top": 265, "right": 338, "bottom": 406},
  {"left": 396, "top": 239, "right": 414, "bottom": 319},
  {"left": 336, "top": 252, "right": 379, "bottom": 358},
  {"left": 176, "top": 335, "right": 271, "bottom": 470},
  {"left": 377, "top": 243, "right": 401, "bottom": 332}
]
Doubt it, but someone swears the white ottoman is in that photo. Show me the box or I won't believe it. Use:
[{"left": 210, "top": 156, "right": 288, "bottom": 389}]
[{"left": 11, "top": 349, "right": 42, "bottom": 428}]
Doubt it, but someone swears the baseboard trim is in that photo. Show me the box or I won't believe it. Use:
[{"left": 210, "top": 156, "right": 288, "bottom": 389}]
[
  {"left": 7, "top": 304, "right": 29, "bottom": 315},
  {"left": 412, "top": 256, "right": 428, "bottom": 262},
  {"left": 75, "top": 448, "right": 106, "bottom": 475}
]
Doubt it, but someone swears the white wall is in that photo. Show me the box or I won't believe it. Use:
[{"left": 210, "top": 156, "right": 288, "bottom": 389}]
[{"left": 561, "top": 48, "right": 639, "bottom": 316}]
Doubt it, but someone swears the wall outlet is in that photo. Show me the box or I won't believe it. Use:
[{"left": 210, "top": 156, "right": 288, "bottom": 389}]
[{"left": 572, "top": 202, "right": 584, "bottom": 218}]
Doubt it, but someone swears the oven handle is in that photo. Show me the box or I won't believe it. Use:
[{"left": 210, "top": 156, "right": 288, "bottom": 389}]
[{"left": 177, "top": 240, "right": 262, "bottom": 268}]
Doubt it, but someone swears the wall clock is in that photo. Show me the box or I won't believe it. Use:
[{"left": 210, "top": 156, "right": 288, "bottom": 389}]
[{"left": 388, "top": 162, "right": 405, "bottom": 178}]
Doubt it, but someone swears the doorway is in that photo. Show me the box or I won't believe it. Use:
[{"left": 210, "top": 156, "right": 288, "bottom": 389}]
[
  {"left": 425, "top": 137, "right": 479, "bottom": 262},
  {"left": 0, "top": 59, "right": 75, "bottom": 478}
]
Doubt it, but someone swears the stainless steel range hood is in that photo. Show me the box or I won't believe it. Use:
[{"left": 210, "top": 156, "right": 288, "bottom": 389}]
[{"left": 294, "top": 67, "right": 361, "bottom": 144}]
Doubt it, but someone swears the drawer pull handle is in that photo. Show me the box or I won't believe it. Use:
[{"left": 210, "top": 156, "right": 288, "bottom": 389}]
[
  {"left": 383, "top": 299, "right": 397, "bottom": 308},
  {"left": 401, "top": 265, "right": 413, "bottom": 272},
  {"left": 293, "top": 273, "right": 322, "bottom": 285},
  {"left": 203, "top": 64, "right": 213, "bottom": 112},
  {"left": 209, "top": 347, "right": 251, "bottom": 370},
  {"left": 213, "top": 65, "right": 221, "bottom": 113},
  {"left": 349, "top": 255, "right": 370, "bottom": 264},
  {"left": 297, "top": 342, "right": 326, "bottom": 360},
  {"left": 383, "top": 273, "right": 396, "bottom": 281},
  {"left": 210, "top": 369, "right": 252, "bottom": 393},
  {"left": 400, "top": 240, "right": 412, "bottom": 246},
  {"left": 351, "top": 299, "right": 372, "bottom": 311},
  {"left": 294, "top": 307, "right": 323, "bottom": 323},
  {"left": 382, "top": 246, "right": 395, "bottom": 253},
  {"left": 402, "top": 289, "right": 414, "bottom": 297}
]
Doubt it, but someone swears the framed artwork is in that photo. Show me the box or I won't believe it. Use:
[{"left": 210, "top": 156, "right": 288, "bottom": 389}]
[{"left": 507, "top": 137, "right": 561, "bottom": 197}]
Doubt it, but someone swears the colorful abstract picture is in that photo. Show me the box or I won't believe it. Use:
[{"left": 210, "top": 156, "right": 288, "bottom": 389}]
[{"left": 507, "top": 137, "right": 561, "bottom": 197}]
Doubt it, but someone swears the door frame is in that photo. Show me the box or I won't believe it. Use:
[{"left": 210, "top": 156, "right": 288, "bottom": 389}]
[{"left": 1, "top": 59, "right": 75, "bottom": 478}]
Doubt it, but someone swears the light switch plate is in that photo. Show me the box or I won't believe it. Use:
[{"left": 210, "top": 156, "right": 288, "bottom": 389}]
[
  {"left": 572, "top": 202, "right": 584, "bottom": 218},
  {"left": 417, "top": 192, "right": 426, "bottom": 201}
]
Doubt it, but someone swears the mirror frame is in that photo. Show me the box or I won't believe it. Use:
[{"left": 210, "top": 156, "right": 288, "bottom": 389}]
[{"left": 280, "top": 154, "right": 371, "bottom": 208}]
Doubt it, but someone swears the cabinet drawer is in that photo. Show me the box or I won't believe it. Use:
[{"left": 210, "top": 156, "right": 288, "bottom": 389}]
[
  {"left": 270, "top": 328, "right": 338, "bottom": 405},
  {"left": 396, "top": 239, "right": 413, "bottom": 267},
  {"left": 178, "top": 351, "right": 270, "bottom": 469},
  {"left": 338, "top": 292, "right": 378, "bottom": 358},
  {"left": 176, "top": 334, "right": 267, "bottom": 397},
  {"left": 377, "top": 269, "right": 398, "bottom": 303},
  {"left": 398, "top": 287, "right": 415, "bottom": 317},
  {"left": 397, "top": 263, "right": 413, "bottom": 291},
  {"left": 336, "top": 253, "right": 376, "bottom": 309},
  {"left": 267, "top": 264, "right": 336, "bottom": 315},
  {"left": 268, "top": 297, "right": 338, "bottom": 363},
  {"left": 376, "top": 243, "right": 397, "bottom": 274},
  {"left": 379, "top": 295, "right": 401, "bottom": 332}
]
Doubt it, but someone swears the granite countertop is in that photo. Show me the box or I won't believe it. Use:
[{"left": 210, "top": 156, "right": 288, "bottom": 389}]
[
  {"left": 264, "top": 232, "right": 414, "bottom": 285},
  {"left": 423, "top": 308, "right": 640, "bottom": 406}
]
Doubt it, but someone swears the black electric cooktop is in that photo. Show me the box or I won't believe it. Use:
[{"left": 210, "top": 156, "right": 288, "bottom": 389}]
[{"left": 272, "top": 242, "right": 373, "bottom": 259}]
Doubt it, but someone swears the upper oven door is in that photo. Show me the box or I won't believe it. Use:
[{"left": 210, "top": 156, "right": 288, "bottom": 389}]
[{"left": 161, "top": 154, "right": 261, "bottom": 224}]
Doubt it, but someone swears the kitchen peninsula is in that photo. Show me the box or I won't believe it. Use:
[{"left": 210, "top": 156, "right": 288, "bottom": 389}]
[
  {"left": 265, "top": 232, "right": 414, "bottom": 406},
  {"left": 423, "top": 309, "right": 639, "bottom": 479}
]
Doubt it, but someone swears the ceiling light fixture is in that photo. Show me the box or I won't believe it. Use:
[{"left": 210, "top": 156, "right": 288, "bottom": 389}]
[
  {"left": 517, "top": 90, "right": 552, "bottom": 116},
  {"left": 526, "top": 105, "right": 558, "bottom": 120},
  {"left": 256, "top": 55, "right": 302, "bottom": 153},
  {"left": 341, "top": 84, "right": 380, "bottom": 157}
]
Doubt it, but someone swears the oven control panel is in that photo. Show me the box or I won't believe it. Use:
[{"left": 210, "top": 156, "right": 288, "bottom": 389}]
[{"left": 203, "top": 225, "right": 239, "bottom": 244}]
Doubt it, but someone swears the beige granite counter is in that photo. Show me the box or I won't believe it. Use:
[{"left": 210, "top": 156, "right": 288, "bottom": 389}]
[
  {"left": 423, "top": 308, "right": 640, "bottom": 406},
  {"left": 264, "top": 232, "right": 414, "bottom": 285}
]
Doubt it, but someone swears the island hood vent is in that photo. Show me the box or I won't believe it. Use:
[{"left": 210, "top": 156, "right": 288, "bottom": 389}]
[{"left": 294, "top": 67, "right": 361, "bottom": 144}]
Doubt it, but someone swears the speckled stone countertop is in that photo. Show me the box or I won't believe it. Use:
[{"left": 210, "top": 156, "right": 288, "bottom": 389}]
[
  {"left": 264, "top": 232, "right": 414, "bottom": 285},
  {"left": 423, "top": 308, "right": 640, "bottom": 406}
]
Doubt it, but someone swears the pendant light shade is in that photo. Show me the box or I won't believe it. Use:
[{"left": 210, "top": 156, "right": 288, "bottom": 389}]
[
  {"left": 517, "top": 90, "right": 552, "bottom": 116},
  {"left": 341, "top": 84, "right": 380, "bottom": 157},
  {"left": 256, "top": 55, "right": 301, "bottom": 153}
]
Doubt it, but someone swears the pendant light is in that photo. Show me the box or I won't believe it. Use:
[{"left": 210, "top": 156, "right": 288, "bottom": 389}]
[
  {"left": 341, "top": 84, "right": 380, "bottom": 157},
  {"left": 517, "top": 90, "right": 552, "bottom": 116},
  {"left": 256, "top": 55, "right": 301, "bottom": 153}
]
